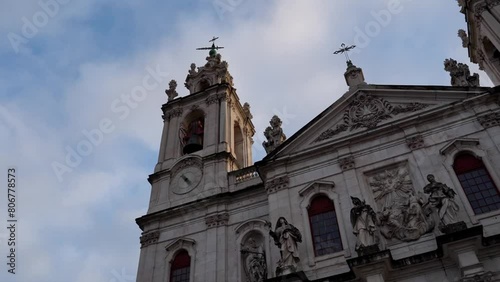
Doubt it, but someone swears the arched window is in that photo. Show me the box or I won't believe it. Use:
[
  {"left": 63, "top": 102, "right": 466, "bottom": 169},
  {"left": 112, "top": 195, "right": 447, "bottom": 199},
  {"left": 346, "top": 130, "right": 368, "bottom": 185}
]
[
  {"left": 453, "top": 153, "right": 500, "bottom": 215},
  {"left": 308, "top": 195, "right": 343, "bottom": 256},
  {"left": 170, "top": 250, "right": 191, "bottom": 282}
]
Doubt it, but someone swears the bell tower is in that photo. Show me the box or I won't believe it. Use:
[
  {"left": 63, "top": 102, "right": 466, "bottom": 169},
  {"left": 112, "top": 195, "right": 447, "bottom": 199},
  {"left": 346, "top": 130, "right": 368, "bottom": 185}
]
[{"left": 147, "top": 44, "right": 255, "bottom": 214}]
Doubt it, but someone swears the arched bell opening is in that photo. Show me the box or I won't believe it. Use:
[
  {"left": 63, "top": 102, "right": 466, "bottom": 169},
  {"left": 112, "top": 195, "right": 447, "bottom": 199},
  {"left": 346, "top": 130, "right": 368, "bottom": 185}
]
[
  {"left": 234, "top": 122, "right": 245, "bottom": 169},
  {"left": 196, "top": 79, "right": 211, "bottom": 92},
  {"left": 180, "top": 110, "right": 205, "bottom": 155}
]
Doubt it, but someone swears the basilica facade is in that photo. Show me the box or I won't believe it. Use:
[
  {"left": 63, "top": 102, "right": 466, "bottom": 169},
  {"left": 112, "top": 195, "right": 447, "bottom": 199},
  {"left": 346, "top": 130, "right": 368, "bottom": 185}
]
[{"left": 135, "top": 1, "right": 500, "bottom": 281}]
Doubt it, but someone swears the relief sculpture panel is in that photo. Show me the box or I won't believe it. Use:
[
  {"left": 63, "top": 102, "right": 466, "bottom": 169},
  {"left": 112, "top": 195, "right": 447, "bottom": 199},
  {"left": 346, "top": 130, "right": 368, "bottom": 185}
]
[{"left": 368, "top": 165, "right": 435, "bottom": 242}]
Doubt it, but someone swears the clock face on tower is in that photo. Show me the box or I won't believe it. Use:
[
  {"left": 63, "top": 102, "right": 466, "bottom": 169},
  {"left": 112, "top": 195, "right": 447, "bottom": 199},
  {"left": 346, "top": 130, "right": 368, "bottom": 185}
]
[{"left": 171, "top": 165, "right": 203, "bottom": 195}]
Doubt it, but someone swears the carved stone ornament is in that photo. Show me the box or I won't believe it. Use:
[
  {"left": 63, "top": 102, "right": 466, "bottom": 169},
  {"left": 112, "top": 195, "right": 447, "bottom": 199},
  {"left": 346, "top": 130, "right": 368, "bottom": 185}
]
[
  {"left": 461, "top": 271, "right": 494, "bottom": 282},
  {"left": 185, "top": 53, "right": 234, "bottom": 94},
  {"left": 315, "top": 93, "right": 429, "bottom": 142},
  {"left": 476, "top": 50, "right": 486, "bottom": 71},
  {"left": 350, "top": 197, "right": 379, "bottom": 255},
  {"left": 189, "top": 63, "right": 198, "bottom": 76},
  {"left": 444, "top": 58, "right": 480, "bottom": 87},
  {"left": 205, "top": 212, "right": 229, "bottom": 228},
  {"left": 205, "top": 92, "right": 229, "bottom": 105},
  {"left": 140, "top": 230, "right": 160, "bottom": 248},
  {"left": 262, "top": 115, "right": 287, "bottom": 154},
  {"left": 264, "top": 176, "right": 289, "bottom": 194},
  {"left": 423, "top": 174, "right": 461, "bottom": 230},
  {"left": 269, "top": 217, "right": 302, "bottom": 276},
  {"left": 406, "top": 135, "right": 425, "bottom": 150},
  {"left": 163, "top": 108, "right": 183, "bottom": 121},
  {"left": 243, "top": 102, "right": 253, "bottom": 120},
  {"left": 241, "top": 235, "right": 267, "bottom": 282},
  {"left": 165, "top": 79, "right": 178, "bottom": 101},
  {"left": 458, "top": 29, "right": 469, "bottom": 48},
  {"left": 369, "top": 167, "right": 435, "bottom": 242},
  {"left": 339, "top": 156, "right": 355, "bottom": 171},
  {"left": 456, "top": 0, "right": 466, "bottom": 13},
  {"left": 478, "top": 112, "right": 500, "bottom": 128}
]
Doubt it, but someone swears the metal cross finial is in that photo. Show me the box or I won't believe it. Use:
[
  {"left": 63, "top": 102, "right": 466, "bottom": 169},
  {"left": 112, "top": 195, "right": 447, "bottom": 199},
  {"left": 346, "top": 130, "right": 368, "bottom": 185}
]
[
  {"left": 196, "top": 36, "right": 224, "bottom": 57},
  {"left": 334, "top": 43, "right": 356, "bottom": 64}
]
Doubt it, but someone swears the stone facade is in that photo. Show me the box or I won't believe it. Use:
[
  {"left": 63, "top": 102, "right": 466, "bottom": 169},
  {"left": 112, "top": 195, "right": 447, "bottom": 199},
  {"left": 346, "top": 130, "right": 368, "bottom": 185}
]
[
  {"left": 135, "top": 38, "right": 500, "bottom": 282},
  {"left": 458, "top": 0, "right": 500, "bottom": 85}
]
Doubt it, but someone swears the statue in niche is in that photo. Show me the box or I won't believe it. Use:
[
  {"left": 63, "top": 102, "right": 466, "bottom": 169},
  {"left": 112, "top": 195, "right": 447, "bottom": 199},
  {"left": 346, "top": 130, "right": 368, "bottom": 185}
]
[
  {"left": 370, "top": 168, "right": 435, "bottom": 242},
  {"left": 241, "top": 237, "right": 267, "bottom": 282},
  {"left": 269, "top": 217, "right": 301, "bottom": 276},
  {"left": 350, "top": 197, "right": 379, "bottom": 254},
  {"left": 423, "top": 174, "right": 461, "bottom": 230}
]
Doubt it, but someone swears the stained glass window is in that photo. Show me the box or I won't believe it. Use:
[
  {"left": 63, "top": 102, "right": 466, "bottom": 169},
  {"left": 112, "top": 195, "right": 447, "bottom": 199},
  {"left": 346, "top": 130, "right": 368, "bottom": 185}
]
[
  {"left": 454, "top": 153, "right": 500, "bottom": 215},
  {"left": 308, "top": 195, "right": 343, "bottom": 256}
]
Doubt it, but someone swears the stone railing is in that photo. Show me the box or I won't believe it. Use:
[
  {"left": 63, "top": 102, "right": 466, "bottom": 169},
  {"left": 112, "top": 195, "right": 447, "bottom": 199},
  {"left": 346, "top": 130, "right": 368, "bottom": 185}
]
[{"left": 233, "top": 166, "right": 259, "bottom": 183}]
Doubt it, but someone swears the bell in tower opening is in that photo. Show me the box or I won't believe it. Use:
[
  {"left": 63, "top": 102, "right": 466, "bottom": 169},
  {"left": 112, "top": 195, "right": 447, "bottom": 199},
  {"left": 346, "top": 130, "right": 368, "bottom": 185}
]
[{"left": 180, "top": 111, "right": 205, "bottom": 155}]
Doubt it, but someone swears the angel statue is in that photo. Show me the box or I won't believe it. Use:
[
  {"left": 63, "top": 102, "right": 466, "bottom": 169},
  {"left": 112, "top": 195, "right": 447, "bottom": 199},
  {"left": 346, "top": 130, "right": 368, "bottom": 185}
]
[
  {"left": 350, "top": 197, "right": 378, "bottom": 254},
  {"left": 423, "top": 174, "right": 460, "bottom": 227},
  {"left": 269, "top": 217, "right": 302, "bottom": 276}
]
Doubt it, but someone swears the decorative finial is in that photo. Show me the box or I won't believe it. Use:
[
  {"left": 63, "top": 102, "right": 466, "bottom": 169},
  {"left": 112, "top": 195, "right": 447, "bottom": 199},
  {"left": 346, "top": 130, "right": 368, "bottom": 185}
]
[
  {"left": 262, "top": 115, "right": 286, "bottom": 154},
  {"left": 444, "top": 58, "right": 480, "bottom": 87},
  {"left": 334, "top": 43, "right": 357, "bottom": 67},
  {"left": 458, "top": 29, "right": 469, "bottom": 48},
  {"left": 196, "top": 36, "right": 225, "bottom": 57},
  {"left": 165, "top": 79, "right": 178, "bottom": 101},
  {"left": 243, "top": 102, "right": 253, "bottom": 119}
]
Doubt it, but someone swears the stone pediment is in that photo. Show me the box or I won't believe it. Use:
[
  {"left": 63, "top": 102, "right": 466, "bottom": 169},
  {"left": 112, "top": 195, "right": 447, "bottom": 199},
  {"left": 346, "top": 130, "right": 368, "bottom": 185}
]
[
  {"left": 165, "top": 238, "right": 196, "bottom": 252},
  {"left": 313, "top": 92, "right": 429, "bottom": 142},
  {"left": 266, "top": 85, "right": 487, "bottom": 159}
]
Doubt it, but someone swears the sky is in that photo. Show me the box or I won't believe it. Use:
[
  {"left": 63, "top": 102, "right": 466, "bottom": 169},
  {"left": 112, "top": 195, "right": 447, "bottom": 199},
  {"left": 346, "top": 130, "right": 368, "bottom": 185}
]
[{"left": 0, "top": 0, "right": 495, "bottom": 282}]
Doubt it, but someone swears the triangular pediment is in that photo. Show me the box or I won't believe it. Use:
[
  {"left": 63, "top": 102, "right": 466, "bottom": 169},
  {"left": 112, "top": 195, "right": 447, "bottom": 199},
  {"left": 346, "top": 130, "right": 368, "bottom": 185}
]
[
  {"left": 267, "top": 85, "right": 489, "bottom": 159},
  {"left": 165, "top": 238, "right": 196, "bottom": 252}
]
